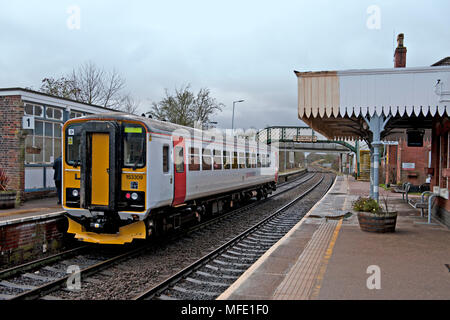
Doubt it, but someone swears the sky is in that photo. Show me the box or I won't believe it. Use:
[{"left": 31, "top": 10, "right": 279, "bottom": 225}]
[{"left": 1, "top": 0, "right": 449, "bottom": 131}]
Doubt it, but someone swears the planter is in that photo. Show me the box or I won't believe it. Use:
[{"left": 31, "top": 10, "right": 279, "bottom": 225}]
[
  {"left": 357, "top": 211, "right": 397, "bottom": 233},
  {"left": 0, "top": 191, "right": 17, "bottom": 209}
]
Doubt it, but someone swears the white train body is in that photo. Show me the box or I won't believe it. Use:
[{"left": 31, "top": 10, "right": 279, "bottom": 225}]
[{"left": 62, "top": 113, "right": 278, "bottom": 244}]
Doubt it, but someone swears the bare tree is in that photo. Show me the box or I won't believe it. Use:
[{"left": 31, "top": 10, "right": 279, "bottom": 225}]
[
  {"left": 148, "top": 84, "right": 223, "bottom": 127},
  {"left": 118, "top": 93, "right": 140, "bottom": 115},
  {"left": 40, "top": 61, "right": 126, "bottom": 110}
]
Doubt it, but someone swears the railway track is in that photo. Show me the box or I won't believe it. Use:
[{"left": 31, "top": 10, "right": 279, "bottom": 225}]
[
  {"left": 0, "top": 170, "right": 326, "bottom": 300},
  {"left": 134, "top": 173, "right": 334, "bottom": 300}
]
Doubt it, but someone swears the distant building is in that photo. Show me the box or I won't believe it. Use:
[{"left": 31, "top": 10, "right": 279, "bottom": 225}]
[{"left": 0, "top": 88, "right": 114, "bottom": 200}]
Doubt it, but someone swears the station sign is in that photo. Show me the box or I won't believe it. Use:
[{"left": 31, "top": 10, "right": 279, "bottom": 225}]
[{"left": 22, "top": 116, "right": 35, "bottom": 130}]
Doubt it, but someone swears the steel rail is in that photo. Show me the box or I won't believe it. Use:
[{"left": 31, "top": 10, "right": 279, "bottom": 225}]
[{"left": 133, "top": 173, "right": 331, "bottom": 300}]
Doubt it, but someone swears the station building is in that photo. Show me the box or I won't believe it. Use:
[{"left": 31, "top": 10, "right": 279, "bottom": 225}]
[
  {"left": 294, "top": 34, "right": 450, "bottom": 227},
  {"left": 0, "top": 88, "right": 113, "bottom": 201}
]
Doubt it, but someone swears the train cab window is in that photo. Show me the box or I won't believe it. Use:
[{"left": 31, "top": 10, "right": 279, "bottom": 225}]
[
  {"left": 239, "top": 152, "right": 245, "bottom": 169},
  {"left": 189, "top": 147, "right": 200, "bottom": 171},
  {"left": 232, "top": 152, "right": 238, "bottom": 169},
  {"left": 202, "top": 149, "right": 212, "bottom": 170},
  {"left": 162, "top": 145, "right": 169, "bottom": 173},
  {"left": 213, "top": 150, "right": 222, "bottom": 170},
  {"left": 257, "top": 154, "right": 261, "bottom": 168},
  {"left": 174, "top": 146, "right": 184, "bottom": 173},
  {"left": 65, "top": 124, "right": 82, "bottom": 166},
  {"left": 223, "top": 151, "right": 231, "bottom": 169},
  {"left": 123, "top": 125, "right": 146, "bottom": 168}
]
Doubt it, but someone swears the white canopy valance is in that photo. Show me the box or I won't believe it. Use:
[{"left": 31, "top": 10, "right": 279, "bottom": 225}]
[{"left": 295, "top": 66, "right": 450, "bottom": 119}]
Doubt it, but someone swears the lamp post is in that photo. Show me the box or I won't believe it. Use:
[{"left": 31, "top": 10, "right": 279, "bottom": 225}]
[{"left": 232, "top": 100, "right": 244, "bottom": 130}]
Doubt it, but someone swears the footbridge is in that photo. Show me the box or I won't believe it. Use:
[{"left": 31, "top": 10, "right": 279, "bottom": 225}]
[{"left": 256, "top": 126, "right": 361, "bottom": 175}]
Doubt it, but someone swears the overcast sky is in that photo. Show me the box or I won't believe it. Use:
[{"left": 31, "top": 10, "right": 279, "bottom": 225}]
[{"left": 1, "top": 0, "right": 449, "bottom": 130}]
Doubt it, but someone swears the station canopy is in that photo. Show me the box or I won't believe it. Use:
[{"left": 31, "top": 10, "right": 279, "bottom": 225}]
[{"left": 294, "top": 65, "right": 450, "bottom": 141}]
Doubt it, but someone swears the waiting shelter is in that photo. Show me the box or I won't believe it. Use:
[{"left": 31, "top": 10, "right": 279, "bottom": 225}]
[{"left": 294, "top": 35, "right": 450, "bottom": 227}]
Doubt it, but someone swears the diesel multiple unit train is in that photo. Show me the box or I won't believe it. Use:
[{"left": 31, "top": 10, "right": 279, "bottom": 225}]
[{"left": 62, "top": 113, "right": 278, "bottom": 244}]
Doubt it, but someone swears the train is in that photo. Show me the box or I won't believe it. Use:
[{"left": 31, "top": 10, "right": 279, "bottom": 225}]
[{"left": 62, "top": 113, "right": 279, "bottom": 244}]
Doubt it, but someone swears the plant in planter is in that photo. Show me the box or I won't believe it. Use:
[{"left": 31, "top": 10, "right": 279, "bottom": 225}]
[
  {"left": 0, "top": 168, "right": 17, "bottom": 209},
  {"left": 353, "top": 195, "right": 397, "bottom": 233}
]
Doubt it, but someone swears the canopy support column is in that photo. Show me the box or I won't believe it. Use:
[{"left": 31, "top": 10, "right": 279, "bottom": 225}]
[{"left": 364, "top": 115, "right": 391, "bottom": 202}]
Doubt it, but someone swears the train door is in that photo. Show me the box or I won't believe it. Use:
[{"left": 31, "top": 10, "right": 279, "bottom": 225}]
[
  {"left": 172, "top": 136, "right": 186, "bottom": 206},
  {"left": 80, "top": 121, "right": 120, "bottom": 211},
  {"left": 90, "top": 133, "right": 110, "bottom": 206}
]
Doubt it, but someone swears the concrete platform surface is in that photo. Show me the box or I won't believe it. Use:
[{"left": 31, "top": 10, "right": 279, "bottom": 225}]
[
  {"left": 0, "top": 196, "right": 63, "bottom": 224},
  {"left": 218, "top": 175, "right": 450, "bottom": 300}
]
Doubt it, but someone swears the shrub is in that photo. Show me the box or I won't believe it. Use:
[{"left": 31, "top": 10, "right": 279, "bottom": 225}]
[
  {"left": 352, "top": 197, "right": 382, "bottom": 214},
  {"left": 0, "top": 168, "right": 9, "bottom": 191}
]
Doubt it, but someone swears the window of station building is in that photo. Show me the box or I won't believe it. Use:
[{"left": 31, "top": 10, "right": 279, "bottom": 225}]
[
  {"left": 24, "top": 103, "right": 43, "bottom": 117},
  {"left": 223, "top": 151, "right": 231, "bottom": 169},
  {"left": 70, "top": 111, "right": 84, "bottom": 119},
  {"left": 202, "top": 149, "right": 212, "bottom": 170},
  {"left": 232, "top": 152, "right": 238, "bottom": 169},
  {"left": 45, "top": 107, "right": 63, "bottom": 120},
  {"left": 189, "top": 147, "right": 200, "bottom": 171},
  {"left": 239, "top": 152, "right": 245, "bottom": 169},
  {"left": 162, "top": 145, "right": 169, "bottom": 173},
  {"left": 25, "top": 120, "right": 62, "bottom": 164},
  {"left": 213, "top": 150, "right": 222, "bottom": 170}
]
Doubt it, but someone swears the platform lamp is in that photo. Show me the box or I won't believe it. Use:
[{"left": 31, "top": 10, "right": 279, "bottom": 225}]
[{"left": 231, "top": 100, "right": 244, "bottom": 130}]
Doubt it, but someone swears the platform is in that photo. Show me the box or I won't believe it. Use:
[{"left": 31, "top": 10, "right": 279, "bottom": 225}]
[
  {"left": 0, "top": 197, "right": 64, "bottom": 225},
  {"left": 218, "top": 175, "right": 450, "bottom": 300}
]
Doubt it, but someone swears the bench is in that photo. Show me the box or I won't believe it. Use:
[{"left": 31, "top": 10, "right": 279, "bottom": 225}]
[
  {"left": 408, "top": 191, "right": 433, "bottom": 217},
  {"left": 393, "top": 182, "right": 411, "bottom": 202}
]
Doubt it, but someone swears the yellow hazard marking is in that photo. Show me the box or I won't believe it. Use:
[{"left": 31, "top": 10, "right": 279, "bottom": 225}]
[
  {"left": 310, "top": 199, "right": 347, "bottom": 299},
  {"left": 67, "top": 217, "right": 146, "bottom": 244}
]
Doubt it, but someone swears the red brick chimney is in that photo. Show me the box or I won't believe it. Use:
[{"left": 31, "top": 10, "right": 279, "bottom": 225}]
[{"left": 394, "top": 33, "right": 407, "bottom": 68}]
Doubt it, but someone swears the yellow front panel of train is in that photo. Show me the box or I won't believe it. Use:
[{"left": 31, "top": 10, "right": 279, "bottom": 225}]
[{"left": 91, "top": 133, "right": 110, "bottom": 206}]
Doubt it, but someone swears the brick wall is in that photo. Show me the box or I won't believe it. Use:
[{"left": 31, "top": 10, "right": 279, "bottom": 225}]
[
  {"left": 384, "top": 139, "right": 431, "bottom": 185},
  {"left": 0, "top": 217, "right": 69, "bottom": 267},
  {"left": 0, "top": 95, "right": 25, "bottom": 204}
]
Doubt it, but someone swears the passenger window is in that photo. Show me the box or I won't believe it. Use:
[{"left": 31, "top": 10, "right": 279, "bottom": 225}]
[
  {"left": 245, "top": 152, "right": 250, "bottom": 168},
  {"left": 251, "top": 153, "right": 256, "bottom": 168},
  {"left": 163, "top": 146, "right": 169, "bottom": 173},
  {"left": 239, "top": 152, "right": 245, "bottom": 169},
  {"left": 174, "top": 146, "right": 184, "bottom": 173},
  {"left": 267, "top": 154, "right": 271, "bottom": 167},
  {"left": 213, "top": 150, "right": 222, "bottom": 170},
  {"left": 223, "top": 151, "right": 231, "bottom": 169},
  {"left": 232, "top": 152, "right": 238, "bottom": 169},
  {"left": 189, "top": 147, "right": 200, "bottom": 171},
  {"left": 257, "top": 154, "right": 261, "bottom": 168},
  {"left": 202, "top": 149, "right": 212, "bottom": 170}
]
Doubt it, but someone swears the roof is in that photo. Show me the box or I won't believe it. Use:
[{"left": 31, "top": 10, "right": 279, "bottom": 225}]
[
  {"left": 294, "top": 66, "right": 450, "bottom": 140},
  {"left": 431, "top": 57, "right": 450, "bottom": 66},
  {"left": 0, "top": 87, "right": 116, "bottom": 112}
]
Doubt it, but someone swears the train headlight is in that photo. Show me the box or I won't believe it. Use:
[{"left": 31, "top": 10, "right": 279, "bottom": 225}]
[
  {"left": 72, "top": 189, "right": 79, "bottom": 197},
  {"left": 131, "top": 192, "right": 138, "bottom": 200}
]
